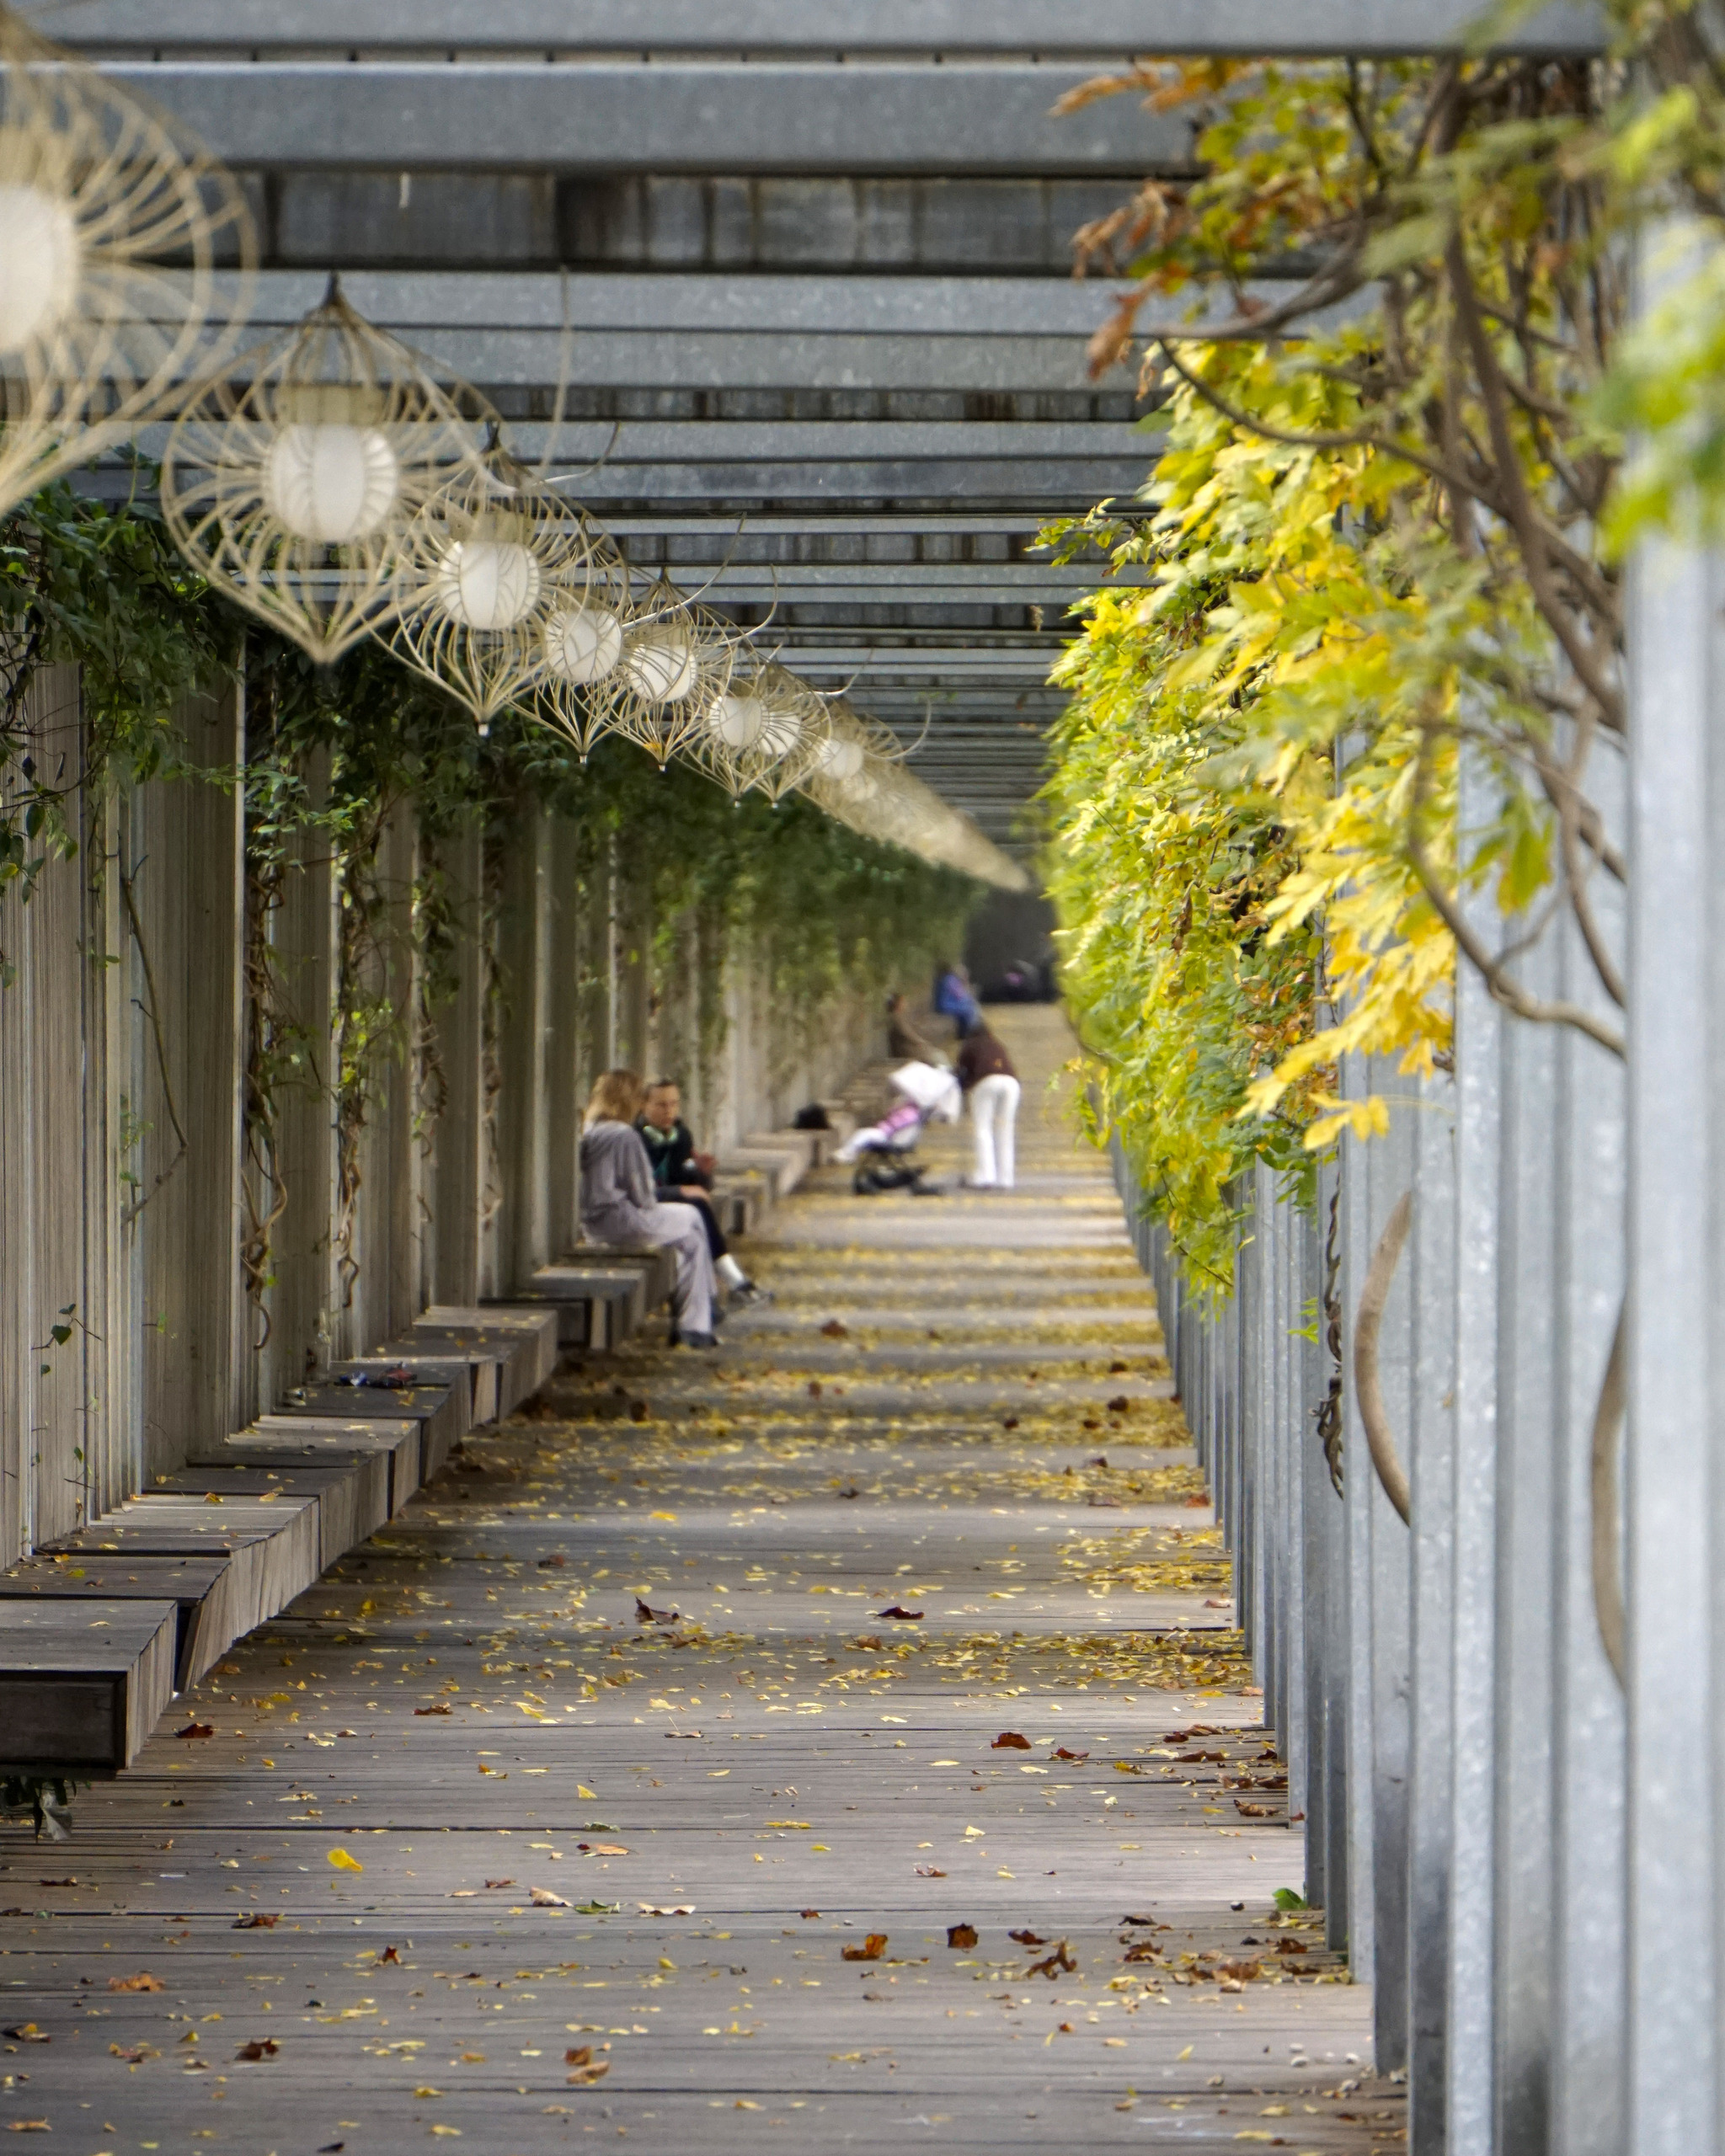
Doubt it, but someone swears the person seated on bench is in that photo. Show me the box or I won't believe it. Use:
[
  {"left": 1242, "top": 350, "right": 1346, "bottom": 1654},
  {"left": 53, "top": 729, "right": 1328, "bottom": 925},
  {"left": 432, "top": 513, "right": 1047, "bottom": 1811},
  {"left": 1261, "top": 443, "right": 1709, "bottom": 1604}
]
[
  {"left": 580, "top": 1068, "right": 718, "bottom": 1349},
  {"left": 636, "top": 1077, "right": 763, "bottom": 1304},
  {"left": 886, "top": 990, "right": 944, "bottom": 1065}
]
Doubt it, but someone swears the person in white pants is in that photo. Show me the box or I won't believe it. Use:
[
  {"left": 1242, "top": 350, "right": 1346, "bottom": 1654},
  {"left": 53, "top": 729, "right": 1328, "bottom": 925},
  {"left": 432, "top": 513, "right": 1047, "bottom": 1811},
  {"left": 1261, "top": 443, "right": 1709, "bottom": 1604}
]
[{"left": 956, "top": 1021, "right": 1020, "bottom": 1189}]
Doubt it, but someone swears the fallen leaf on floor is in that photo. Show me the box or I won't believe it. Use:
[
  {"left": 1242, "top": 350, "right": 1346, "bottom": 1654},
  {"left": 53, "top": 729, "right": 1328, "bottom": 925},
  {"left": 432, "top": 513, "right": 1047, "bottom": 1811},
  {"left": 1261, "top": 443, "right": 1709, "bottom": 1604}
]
[
  {"left": 1052, "top": 1748, "right": 1088, "bottom": 1762},
  {"left": 876, "top": 1606, "right": 923, "bottom": 1621},
  {"left": 530, "top": 1887, "right": 571, "bottom": 1908},
  {"left": 577, "top": 1785, "right": 597, "bottom": 1800},
  {"left": 991, "top": 1732, "right": 1030, "bottom": 1750},
  {"left": 235, "top": 2039, "right": 278, "bottom": 2061},
  {"left": 577, "top": 1844, "right": 629, "bottom": 1856},
  {"left": 1235, "top": 1801, "right": 1273, "bottom": 1817},
  {"left": 483, "top": 1879, "right": 515, "bottom": 1890},
  {"left": 820, "top": 1321, "right": 848, "bottom": 1339},
  {"left": 537, "top": 1554, "right": 565, "bottom": 1568},
  {"left": 1026, "top": 1942, "right": 1077, "bottom": 1979},
  {"left": 913, "top": 1865, "right": 947, "bottom": 1878},
  {"left": 377, "top": 1946, "right": 401, "bottom": 1965},
  {"left": 232, "top": 1913, "right": 279, "bottom": 1930},
  {"left": 635, "top": 1598, "right": 680, "bottom": 1625},
  {"left": 107, "top": 1974, "right": 164, "bottom": 1993},
  {"left": 841, "top": 1935, "right": 888, "bottom": 1961},
  {"left": 799, "top": 1908, "right": 820, "bottom": 1919},
  {"left": 6, "top": 2121, "right": 50, "bottom": 2132},
  {"left": 325, "top": 1849, "right": 363, "bottom": 1874},
  {"left": 1008, "top": 1929, "right": 1045, "bottom": 1946},
  {"left": 1218, "top": 1959, "right": 1263, "bottom": 1982},
  {"left": 109, "top": 2041, "right": 158, "bottom": 2063},
  {"left": 175, "top": 1722, "right": 213, "bottom": 1741},
  {"left": 637, "top": 1903, "right": 695, "bottom": 1917},
  {"left": 414, "top": 1705, "right": 452, "bottom": 1717},
  {"left": 568, "top": 2062, "right": 610, "bottom": 2087},
  {"left": 2, "top": 2026, "right": 46, "bottom": 2044},
  {"left": 946, "top": 1924, "right": 977, "bottom": 1949}
]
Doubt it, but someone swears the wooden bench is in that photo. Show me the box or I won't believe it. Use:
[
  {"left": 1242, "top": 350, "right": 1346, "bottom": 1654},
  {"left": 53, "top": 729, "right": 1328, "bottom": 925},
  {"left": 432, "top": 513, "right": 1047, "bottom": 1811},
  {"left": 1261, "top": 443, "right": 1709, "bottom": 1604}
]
[
  {"left": 371, "top": 1306, "right": 558, "bottom": 1424},
  {"left": 0, "top": 1600, "right": 177, "bottom": 1775},
  {"left": 153, "top": 1460, "right": 390, "bottom": 1573},
  {"left": 222, "top": 1416, "right": 425, "bottom": 1518},
  {"left": 0, "top": 1556, "right": 235, "bottom": 1692},
  {"left": 499, "top": 1263, "right": 647, "bottom": 1351},
  {"left": 43, "top": 1496, "right": 320, "bottom": 1688},
  {"left": 569, "top": 1243, "right": 678, "bottom": 1313}
]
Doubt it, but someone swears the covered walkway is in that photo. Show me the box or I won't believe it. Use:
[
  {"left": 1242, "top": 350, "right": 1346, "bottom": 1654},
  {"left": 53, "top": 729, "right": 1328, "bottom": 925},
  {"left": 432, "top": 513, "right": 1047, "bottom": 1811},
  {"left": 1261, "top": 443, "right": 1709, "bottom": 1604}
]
[{"left": 0, "top": 1011, "right": 1388, "bottom": 2152}]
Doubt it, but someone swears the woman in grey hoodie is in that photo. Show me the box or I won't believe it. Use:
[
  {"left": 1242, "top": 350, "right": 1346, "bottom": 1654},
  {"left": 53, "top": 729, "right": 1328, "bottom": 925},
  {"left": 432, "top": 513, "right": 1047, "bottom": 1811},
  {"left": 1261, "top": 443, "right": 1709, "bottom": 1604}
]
[{"left": 579, "top": 1069, "right": 718, "bottom": 1347}]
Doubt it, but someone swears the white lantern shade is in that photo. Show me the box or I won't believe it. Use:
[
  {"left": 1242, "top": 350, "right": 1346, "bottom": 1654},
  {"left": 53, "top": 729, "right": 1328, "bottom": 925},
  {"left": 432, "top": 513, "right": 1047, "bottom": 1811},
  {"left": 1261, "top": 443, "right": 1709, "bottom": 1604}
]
[
  {"left": 817, "top": 734, "right": 865, "bottom": 783},
  {"left": 544, "top": 601, "right": 623, "bottom": 685},
  {"left": 712, "top": 691, "right": 766, "bottom": 750},
  {"left": 0, "top": 183, "right": 80, "bottom": 353},
  {"left": 757, "top": 700, "right": 804, "bottom": 760},
  {"left": 435, "top": 537, "right": 542, "bottom": 631},
  {"left": 624, "top": 626, "right": 698, "bottom": 703},
  {"left": 262, "top": 421, "right": 401, "bottom": 545}
]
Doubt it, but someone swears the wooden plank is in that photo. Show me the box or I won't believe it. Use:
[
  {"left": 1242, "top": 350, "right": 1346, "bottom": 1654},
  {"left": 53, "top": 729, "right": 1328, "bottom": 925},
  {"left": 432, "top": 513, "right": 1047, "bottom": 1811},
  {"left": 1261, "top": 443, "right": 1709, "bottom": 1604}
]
[
  {"left": 572, "top": 1241, "right": 678, "bottom": 1308},
  {"left": 234, "top": 1418, "right": 424, "bottom": 1516},
  {"left": 0, "top": 1598, "right": 175, "bottom": 1772}
]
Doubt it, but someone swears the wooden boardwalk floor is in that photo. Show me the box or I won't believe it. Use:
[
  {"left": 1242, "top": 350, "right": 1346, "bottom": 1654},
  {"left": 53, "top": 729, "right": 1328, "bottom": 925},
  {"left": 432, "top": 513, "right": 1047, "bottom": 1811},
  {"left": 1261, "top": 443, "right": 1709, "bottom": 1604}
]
[{"left": 0, "top": 1007, "right": 1395, "bottom": 2153}]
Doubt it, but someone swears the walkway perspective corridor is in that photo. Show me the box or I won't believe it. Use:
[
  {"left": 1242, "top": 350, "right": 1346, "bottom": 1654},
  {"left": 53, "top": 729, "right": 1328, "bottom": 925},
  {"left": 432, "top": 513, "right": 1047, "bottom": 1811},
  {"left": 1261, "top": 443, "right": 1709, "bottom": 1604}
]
[{"left": 0, "top": 1011, "right": 1390, "bottom": 2151}]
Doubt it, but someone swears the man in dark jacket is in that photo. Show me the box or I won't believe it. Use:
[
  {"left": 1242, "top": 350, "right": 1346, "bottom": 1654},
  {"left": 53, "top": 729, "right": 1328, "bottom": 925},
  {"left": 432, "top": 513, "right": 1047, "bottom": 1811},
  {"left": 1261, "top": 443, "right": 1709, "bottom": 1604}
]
[{"left": 637, "top": 1081, "right": 763, "bottom": 1300}]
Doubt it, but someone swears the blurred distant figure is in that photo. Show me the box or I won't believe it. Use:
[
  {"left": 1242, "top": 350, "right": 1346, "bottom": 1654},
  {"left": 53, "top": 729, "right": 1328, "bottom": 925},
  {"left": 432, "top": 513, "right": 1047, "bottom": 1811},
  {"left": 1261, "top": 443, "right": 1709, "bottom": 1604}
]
[
  {"left": 932, "top": 959, "right": 982, "bottom": 1038},
  {"left": 956, "top": 1021, "right": 1020, "bottom": 1190},
  {"left": 886, "top": 990, "right": 943, "bottom": 1065}
]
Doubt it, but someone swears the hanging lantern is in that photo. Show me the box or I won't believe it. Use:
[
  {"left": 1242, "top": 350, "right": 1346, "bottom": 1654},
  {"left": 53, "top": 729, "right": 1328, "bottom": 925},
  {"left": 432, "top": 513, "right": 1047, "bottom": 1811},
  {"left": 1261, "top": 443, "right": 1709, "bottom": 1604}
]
[
  {"left": 534, "top": 512, "right": 635, "bottom": 761},
  {"left": 600, "top": 574, "right": 743, "bottom": 769},
  {"left": 162, "top": 280, "right": 488, "bottom": 661},
  {"left": 0, "top": 7, "right": 256, "bottom": 517},
  {"left": 389, "top": 435, "right": 613, "bottom": 733},
  {"left": 697, "top": 657, "right": 828, "bottom": 803}
]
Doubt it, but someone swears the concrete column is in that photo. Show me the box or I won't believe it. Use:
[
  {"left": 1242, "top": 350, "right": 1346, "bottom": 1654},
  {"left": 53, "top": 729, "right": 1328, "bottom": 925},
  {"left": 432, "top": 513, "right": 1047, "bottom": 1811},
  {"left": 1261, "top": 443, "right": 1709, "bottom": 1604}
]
[{"left": 428, "top": 815, "right": 486, "bottom": 1308}]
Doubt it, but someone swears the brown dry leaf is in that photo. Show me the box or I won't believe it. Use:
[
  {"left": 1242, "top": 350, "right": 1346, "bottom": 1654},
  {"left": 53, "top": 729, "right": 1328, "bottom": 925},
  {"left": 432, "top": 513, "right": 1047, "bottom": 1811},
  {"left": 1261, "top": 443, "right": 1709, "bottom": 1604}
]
[
  {"left": 913, "top": 1865, "right": 947, "bottom": 1879},
  {"left": 635, "top": 1598, "right": 679, "bottom": 1625},
  {"left": 414, "top": 1705, "right": 452, "bottom": 1717},
  {"left": 1008, "top": 1929, "right": 1045, "bottom": 1946},
  {"left": 175, "top": 1721, "right": 214, "bottom": 1741},
  {"left": 537, "top": 1554, "right": 566, "bottom": 1569},
  {"left": 820, "top": 1321, "right": 848, "bottom": 1340},
  {"left": 1275, "top": 1939, "right": 1309, "bottom": 1956},
  {"left": 235, "top": 2037, "right": 279, "bottom": 2061},
  {"left": 108, "top": 1973, "right": 165, "bottom": 1993},
  {"left": 1217, "top": 1959, "right": 1263, "bottom": 1983},
  {"left": 841, "top": 1934, "right": 888, "bottom": 1962},
  {"left": 578, "top": 1844, "right": 629, "bottom": 1857},
  {"left": 530, "top": 1886, "right": 571, "bottom": 1908},
  {"left": 799, "top": 1908, "right": 820, "bottom": 1919},
  {"left": 946, "top": 1924, "right": 977, "bottom": 1950},
  {"left": 2, "top": 2025, "right": 46, "bottom": 2043},
  {"left": 564, "top": 2047, "right": 592, "bottom": 2067},
  {"left": 232, "top": 1913, "right": 279, "bottom": 1930},
  {"left": 1052, "top": 1747, "right": 1088, "bottom": 1763},
  {"left": 377, "top": 1945, "right": 402, "bottom": 1964},
  {"left": 852, "top": 1636, "right": 884, "bottom": 1651},
  {"left": 876, "top": 1605, "right": 923, "bottom": 1621},
  {"left": 991, "top": 1732, "right": 1031, "bottom": 1751},
  {"left": 483, "top": 1878, "right": 515, "bottom": 1891},
  {"left": 1026, "top": 1941, "right": 1077, "bottom": 1979},
  {"left": 109, "top": 2041, "right": 159, "bottom": 2063},
  {"left": 1235, "top": 1801, "right": 1272, "bottom": 1818},
  {"left": 568, "top": 2062, "right": 610, "bottom": 2088}
]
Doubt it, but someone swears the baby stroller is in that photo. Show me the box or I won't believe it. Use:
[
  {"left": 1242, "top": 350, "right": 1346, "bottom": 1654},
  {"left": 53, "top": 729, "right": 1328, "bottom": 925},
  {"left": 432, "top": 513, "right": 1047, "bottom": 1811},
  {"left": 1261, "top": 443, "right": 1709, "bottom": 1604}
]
[{"left": 836, "top": 1061, "right": 960, "bottom": 1195}]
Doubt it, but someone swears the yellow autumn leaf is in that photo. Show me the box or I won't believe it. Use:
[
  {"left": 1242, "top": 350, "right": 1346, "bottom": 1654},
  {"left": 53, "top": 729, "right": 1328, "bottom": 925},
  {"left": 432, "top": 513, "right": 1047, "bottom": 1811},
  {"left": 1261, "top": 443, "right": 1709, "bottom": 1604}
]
[{"left": 326, "top": 1849, "right": 363, "bottom": 1873}]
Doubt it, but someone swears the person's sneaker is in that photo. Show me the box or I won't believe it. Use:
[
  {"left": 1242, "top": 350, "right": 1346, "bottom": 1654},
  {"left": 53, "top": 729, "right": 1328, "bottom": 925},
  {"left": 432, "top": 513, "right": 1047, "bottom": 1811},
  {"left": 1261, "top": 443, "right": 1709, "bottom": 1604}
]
[
  {"left": 730, "top": 1278, "right": 772, "bottom": 1304},
  {"left": 679, "top": 1330, "right": 720, "bottom": 1350}
]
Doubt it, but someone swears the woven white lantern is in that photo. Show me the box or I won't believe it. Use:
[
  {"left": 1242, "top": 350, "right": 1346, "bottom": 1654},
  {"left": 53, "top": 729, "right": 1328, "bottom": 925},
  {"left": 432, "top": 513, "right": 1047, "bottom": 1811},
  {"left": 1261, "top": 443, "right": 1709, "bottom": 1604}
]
[
  {"left": 162, "top": 282, "right": 488, "bottom": 661},
  {"left": 0, "top": 8, "right": 255, "bottom": 518},
  {"left": 532, "top": 511, "right": 635, "bottom": 761},
  {"left": 697, "top": 658, "right": 828, "bottom": 803},
  {"left": 391, "top": 438, "right": 617, "bottom": 733},
  {"left": 599, "top": 574, "right": 742, "bottom": 768}
]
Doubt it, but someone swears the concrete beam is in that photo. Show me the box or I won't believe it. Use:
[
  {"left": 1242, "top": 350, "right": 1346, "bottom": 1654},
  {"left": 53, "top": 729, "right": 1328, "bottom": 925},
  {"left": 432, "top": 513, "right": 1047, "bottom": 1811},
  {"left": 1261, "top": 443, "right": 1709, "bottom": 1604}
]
[
  {"left": 35, "top": 1, "right": 1606, "bottom": 57},
  {"left": 91, "top": 63, "right": 1197, "bottom": 174}
]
